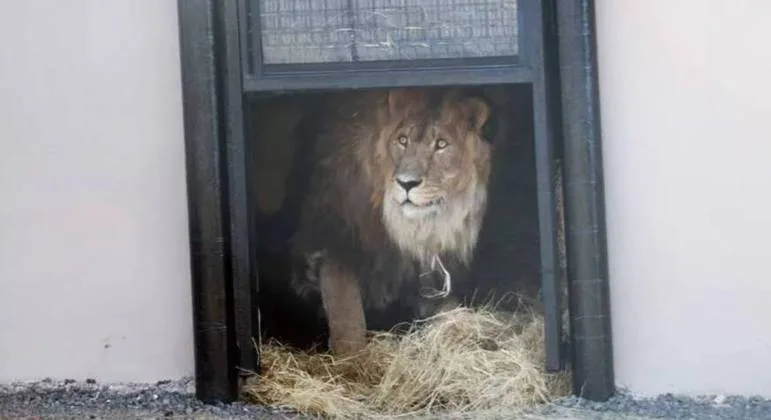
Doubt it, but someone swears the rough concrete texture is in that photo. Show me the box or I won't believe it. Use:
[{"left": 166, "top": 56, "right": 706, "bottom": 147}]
[{"left": 2, "top": 379, "right": 771, "bottom": 419}]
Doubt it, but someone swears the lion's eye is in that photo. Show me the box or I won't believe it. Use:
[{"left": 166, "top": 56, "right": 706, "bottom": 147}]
[
  {"left": 396, "top": 135, "right": 409, "bottom": 146},
  {"left": 435, "top": 139, "right": 448, "bottom": 150}
]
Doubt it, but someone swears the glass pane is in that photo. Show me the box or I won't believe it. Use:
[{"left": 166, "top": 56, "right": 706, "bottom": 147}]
[{"left": 258, "top": 0, "right": 519, "bottom": 65}]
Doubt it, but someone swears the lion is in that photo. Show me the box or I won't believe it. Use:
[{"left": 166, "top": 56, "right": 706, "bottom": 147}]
[{"left": 289, "top": 87, "right": 494, "bottom": 355}]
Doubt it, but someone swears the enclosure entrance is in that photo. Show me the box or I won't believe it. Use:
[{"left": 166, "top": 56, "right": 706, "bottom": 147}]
[
  {"left": 177, "top": 0, "right": 614, "bottom": 407},
  {"left": 252, "top": 84, "right": 543, "bottom": 343},
  {"left": 247, "top": 82, "right": 567, "bottom": 413}
]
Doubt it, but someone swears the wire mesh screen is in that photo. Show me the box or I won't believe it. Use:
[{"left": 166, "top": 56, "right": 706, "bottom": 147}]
[{"left": 256, "top": 0, "right": 519, "bottom": 65}]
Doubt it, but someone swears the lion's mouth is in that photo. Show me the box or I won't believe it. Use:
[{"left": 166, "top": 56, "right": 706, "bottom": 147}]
[
  {"left": 402, "top": 197, "right": 443, "bottom": 208},
  {"left": 399, "top": 198, "right": 444, "bottom": 219}
]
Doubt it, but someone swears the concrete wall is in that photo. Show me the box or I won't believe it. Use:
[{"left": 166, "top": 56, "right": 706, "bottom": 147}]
[
  {"left": 0, "top": 1, "right": 194, "bottom": 382},
  {"left": 597, "top": 0, "right": 771, "bottom": 397}
]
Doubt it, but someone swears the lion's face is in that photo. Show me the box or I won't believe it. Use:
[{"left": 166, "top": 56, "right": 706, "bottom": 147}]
[
  {"left": 381, "top": 90, "right": 492, "bottom": 221},
  {"left": 375, "top": 89, "right": 493, "bottom": 264},
  {"left": 384, "top": 115, "right": 476, "bottom": 219}
]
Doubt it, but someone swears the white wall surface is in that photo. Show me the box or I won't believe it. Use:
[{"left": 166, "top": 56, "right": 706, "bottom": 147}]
[
  {"left": 0, "top": 0, "right": 194, "bottom": 382},
  {"left": 597, "top": 0, "right": 771, "bottom": 397}
]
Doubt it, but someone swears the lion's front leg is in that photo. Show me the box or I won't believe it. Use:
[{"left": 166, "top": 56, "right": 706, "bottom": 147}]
[{"left": 318, "top": 259, "right": 367, "bottom": 355}]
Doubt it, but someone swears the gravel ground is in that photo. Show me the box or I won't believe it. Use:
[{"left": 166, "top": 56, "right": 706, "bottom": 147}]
[{"left": 2, "top": 378, "right": 771, "bottom": 419}]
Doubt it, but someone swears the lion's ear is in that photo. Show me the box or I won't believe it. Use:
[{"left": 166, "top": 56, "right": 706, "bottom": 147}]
[
  {"left": 460, "top": 97, "right": 491, "bottom": 133},
  {"left": 386, "top": 88, "right": 427, "bottom": 119}
]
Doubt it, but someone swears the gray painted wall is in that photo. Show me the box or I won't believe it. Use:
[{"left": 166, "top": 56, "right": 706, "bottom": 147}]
[
  {"left": 597, "top": 0, "right": 771, "bottom": 397},
  {"left": 0, "top": 0, "right": 194, "bottom": 383}
]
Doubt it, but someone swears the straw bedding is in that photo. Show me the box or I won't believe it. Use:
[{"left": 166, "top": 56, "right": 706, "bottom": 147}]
[{"left": 241, "top": 304, "right": 570, "bottom": 418}]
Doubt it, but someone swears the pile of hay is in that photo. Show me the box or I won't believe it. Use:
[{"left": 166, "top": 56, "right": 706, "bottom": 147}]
[{"left": 242, "top": 305, "right": 570, "bottom": 418}]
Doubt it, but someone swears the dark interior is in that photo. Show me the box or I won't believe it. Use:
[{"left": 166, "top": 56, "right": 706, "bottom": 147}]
[{"left": 247, "top": 84, "right": 542, "bottom": 350}]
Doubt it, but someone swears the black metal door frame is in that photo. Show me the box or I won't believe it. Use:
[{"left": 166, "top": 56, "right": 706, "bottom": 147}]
[{"left": 177, "top": 0, "right": 613, "bottom": 404}]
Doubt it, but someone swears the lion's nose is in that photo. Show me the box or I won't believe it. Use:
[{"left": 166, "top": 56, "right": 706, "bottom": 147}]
[{"left": 396, "top": 177, "right": 423, "bottom": 192}]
